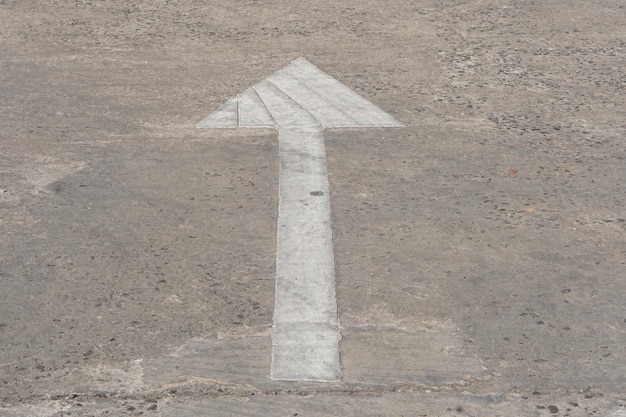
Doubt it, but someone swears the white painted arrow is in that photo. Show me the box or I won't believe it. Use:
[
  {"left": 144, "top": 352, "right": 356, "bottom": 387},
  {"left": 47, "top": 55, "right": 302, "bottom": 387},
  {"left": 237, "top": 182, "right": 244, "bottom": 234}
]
[{"left": 197, "top": 57, "right": 403, "bottom": 382}]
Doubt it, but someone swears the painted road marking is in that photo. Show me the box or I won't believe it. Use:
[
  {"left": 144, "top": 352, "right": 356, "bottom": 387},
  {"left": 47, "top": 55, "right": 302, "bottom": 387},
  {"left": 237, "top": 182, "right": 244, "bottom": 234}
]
[{"left": 197, "top": 57, "right": 403, "bottom": 381}]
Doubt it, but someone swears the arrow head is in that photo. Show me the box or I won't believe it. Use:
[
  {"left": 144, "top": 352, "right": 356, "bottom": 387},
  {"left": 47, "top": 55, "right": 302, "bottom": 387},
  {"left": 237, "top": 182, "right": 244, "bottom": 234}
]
[{"left": 196, "top": 57, "right": 403, "bottom": 129}]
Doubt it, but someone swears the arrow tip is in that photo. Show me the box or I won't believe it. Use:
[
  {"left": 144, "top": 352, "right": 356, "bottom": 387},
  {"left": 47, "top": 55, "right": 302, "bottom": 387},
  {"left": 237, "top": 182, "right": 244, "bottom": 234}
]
[{"left": 196, "top": 57, "right": 404, "bottom": 129}]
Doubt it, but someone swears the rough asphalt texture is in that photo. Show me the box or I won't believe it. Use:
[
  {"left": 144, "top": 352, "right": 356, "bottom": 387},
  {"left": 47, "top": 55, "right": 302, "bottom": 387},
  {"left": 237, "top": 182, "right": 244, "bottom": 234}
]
[{"left": 0, "top": 0, "right": 624, "bottom": 416}]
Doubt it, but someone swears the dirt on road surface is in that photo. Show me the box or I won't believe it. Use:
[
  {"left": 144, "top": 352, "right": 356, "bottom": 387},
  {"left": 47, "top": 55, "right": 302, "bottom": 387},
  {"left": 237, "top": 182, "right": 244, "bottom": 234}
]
[{"left": 1, "top": 0, "right": 625, "bottom": 416}]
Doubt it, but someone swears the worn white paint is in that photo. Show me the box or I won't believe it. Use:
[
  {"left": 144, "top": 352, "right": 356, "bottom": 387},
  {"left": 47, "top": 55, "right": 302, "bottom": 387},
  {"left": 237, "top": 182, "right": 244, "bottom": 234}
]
[{"left": 197, "top": 57, "right": 403, "bottom": 381}]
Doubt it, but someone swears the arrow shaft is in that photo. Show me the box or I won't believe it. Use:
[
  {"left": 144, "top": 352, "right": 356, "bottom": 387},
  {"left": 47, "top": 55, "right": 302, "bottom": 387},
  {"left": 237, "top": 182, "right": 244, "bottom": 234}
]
[{"left": 271, "top": 126, "right": 341, "bottom": 382}]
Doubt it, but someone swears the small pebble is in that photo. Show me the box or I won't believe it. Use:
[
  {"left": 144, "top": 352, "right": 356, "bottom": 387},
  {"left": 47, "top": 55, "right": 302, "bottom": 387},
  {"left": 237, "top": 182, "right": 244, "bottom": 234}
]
[{"left": 548, "top": 405, "right": 559, "bottom": 413}]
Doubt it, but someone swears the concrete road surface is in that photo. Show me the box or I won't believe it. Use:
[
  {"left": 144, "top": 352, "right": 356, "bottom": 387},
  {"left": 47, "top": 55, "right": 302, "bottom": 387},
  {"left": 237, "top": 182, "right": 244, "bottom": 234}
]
[{"left": 1, "top": 0, "right": 624, "bottom": 415}]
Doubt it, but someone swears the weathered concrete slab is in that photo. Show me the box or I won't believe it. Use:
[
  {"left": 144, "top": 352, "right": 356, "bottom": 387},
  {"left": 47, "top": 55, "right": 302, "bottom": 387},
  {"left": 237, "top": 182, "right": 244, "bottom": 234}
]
[
  {"left": 143, "top": 333, "right": 272, "bottom": 388},
  {"left": 1, "top": 0, "right": 625, "bottom": 415},
  {"left": 341, "top": 327, "right": 490, "bottom": 386}
]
